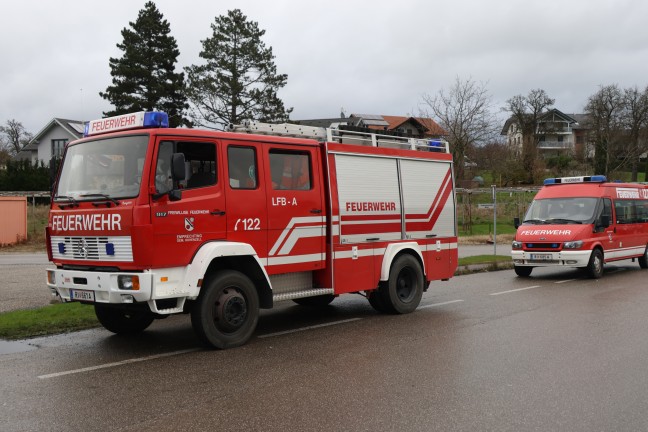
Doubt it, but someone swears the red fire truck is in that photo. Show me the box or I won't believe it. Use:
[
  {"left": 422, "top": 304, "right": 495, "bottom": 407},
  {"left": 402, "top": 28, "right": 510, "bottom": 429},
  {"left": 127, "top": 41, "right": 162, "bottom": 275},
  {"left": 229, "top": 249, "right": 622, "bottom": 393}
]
[
  {"left": 46, "top": 111, "right": 458, "bottom": 348},
  {"left": 512, "top": 175, "right": 648, "bottom": 278}
]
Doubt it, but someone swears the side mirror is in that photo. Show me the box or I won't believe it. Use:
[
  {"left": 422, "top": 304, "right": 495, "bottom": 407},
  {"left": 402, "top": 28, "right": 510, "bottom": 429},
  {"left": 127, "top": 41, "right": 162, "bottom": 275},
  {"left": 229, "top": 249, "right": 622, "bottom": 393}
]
[
  {"left": 514, "top": 217, "right": 520, "bottom": 229},
  {"left": 171, "top": 153, "right": 186, "bottom": 181},
  {"left": 599, "top": 214, "right": 610, "bottom": 228}
]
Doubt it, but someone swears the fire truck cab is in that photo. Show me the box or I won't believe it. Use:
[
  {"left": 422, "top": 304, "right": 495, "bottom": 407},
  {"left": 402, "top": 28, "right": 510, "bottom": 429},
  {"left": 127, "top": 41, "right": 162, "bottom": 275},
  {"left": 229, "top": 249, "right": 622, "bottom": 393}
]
[
  {"left": 46, "top": 111, "right": 458, "bottom": 348},
  {"left": 511, "top": 175, "right": 648, "bottom": 278}
]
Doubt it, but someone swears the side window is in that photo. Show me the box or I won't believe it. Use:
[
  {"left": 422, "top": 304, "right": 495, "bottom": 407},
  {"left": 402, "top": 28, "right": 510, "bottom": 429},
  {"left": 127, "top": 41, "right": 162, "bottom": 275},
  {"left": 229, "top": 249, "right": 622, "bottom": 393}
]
[
  {"left": 269, "top": 150, "right": 312, "bottom": 190},
  {"left": 615, "top": 200, "right": 636, "bottom": 224},
  {"left": 602, "top": 198, "right": 612, "bottom": 222},
  {"left": 155, "top": 141, "right": 217, "bottom": 193},
  {"left": 228, "top": 146, "right": 257, "bottom": 189},
  {"left": 177, "top": 141, "right": 217, "bottom": 190}
]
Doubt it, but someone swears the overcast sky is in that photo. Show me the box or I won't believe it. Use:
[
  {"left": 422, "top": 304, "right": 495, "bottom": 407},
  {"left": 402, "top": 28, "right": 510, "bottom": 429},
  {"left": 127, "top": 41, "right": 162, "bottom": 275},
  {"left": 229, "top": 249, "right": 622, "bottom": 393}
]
[{"left": 2, "top": 0, "right": 647, "bottom": 134}]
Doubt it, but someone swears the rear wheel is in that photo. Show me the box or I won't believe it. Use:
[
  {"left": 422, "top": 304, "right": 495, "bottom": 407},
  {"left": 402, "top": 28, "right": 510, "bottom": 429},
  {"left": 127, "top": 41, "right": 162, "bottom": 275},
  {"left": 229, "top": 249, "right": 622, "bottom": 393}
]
[
  {"left": 94, "top": 304, "right": 155, "bottom": 335},
  {"left": 639, "top": 246, "right": 648, "bottom": 269},
  {"left": 292, "top": 294, "right": 335, "bottom": 307},
  {"left": 514, "top": 266, "right": 533, "bottom": 277},
  {"left": 587, "top": 249, "right": 604, "bottom": 279},
  {"left": 191, "top": 270, "right": 259, "bottom": 349},
  {"left": 380, "top": 254, "right": 424, "bottom": 314}
]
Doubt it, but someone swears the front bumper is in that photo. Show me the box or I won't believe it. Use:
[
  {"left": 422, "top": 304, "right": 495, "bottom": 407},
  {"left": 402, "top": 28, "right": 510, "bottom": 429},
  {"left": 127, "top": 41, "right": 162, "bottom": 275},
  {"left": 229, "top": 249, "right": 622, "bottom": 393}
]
[
  {"left": 46, "top": 268, "right": 153, "bottom": 304},
  {"left": 511, "top": 249, "right": 592, "bottom": 267}
]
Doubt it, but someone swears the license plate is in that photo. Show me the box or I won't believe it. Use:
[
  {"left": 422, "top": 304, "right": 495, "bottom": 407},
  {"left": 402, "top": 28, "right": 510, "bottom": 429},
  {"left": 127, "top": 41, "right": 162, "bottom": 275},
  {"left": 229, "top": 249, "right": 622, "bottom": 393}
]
[
  {"left": 70, "top": 289, "right": 95, "bottom": 302},
  {"left": 530, "top": 253, "right": 553, "bottom": 261}
]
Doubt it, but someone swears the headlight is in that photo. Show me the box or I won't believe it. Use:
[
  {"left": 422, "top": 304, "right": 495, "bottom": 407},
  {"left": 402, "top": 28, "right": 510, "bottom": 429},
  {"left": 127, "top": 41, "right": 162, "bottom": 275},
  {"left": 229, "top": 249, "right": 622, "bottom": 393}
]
[
  {"left": 118, "top": 275, "right": 140, "bottom": 291},
  {"left": 563, "top": 241, "right": 583, "bottom": 249},
  {"left": 512, "top": 241, "right": 523, "bottom": 250}
]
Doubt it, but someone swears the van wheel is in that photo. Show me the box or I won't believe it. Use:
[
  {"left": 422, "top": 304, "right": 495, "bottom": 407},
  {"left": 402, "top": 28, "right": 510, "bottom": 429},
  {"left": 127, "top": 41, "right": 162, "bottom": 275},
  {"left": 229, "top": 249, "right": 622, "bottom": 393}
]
[
  {"left": 94, "top": 304, "right": 155, "bottom": 334},
  {"left": 380, "top": 254, "right": 424, "bottom": 314},
  {"left": 514, "top": 266, "right": 533, "bottom": 277},
  {"left": 587, "top": 249, "right": 604, "bottom": 279},
  {"left": 191, "top": 270, "right": 259, "bottom": 349},
  {"left": 639, "top": 246, "right": 648, "bottom": 269},
  {"left": 292, "top": 294, "right": 335, "bottom": 307}
]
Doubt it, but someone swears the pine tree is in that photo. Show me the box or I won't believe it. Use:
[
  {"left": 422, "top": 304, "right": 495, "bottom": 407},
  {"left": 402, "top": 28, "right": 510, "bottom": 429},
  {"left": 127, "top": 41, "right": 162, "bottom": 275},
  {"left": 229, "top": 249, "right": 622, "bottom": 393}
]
[
  {"left": 100, "top": 1, "right": 188, "bottom": 127},
  {"left": 185, "top": 9, "right": 292, "bottom": 130}
]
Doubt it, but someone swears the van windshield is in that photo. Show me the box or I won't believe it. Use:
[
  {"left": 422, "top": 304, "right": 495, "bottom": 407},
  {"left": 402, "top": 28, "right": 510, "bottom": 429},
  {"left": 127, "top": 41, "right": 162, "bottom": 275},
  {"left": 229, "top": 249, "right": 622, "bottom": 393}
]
[
  {"left": 54, "top": 135, "right": 148, "bottom": 202},
  {"left": 524, "top": 197, "right": 598, "bottom": 224}
]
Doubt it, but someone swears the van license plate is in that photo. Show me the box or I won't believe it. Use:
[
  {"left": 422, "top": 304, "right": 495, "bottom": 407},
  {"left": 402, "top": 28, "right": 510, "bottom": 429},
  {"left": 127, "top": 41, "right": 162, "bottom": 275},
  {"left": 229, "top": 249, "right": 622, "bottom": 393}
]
[
  {"left": 530, "top": 253, "right": 552, "bottom": 261},
  {"left": 70, "top": 289, "right": 95, "bottom": 302}
]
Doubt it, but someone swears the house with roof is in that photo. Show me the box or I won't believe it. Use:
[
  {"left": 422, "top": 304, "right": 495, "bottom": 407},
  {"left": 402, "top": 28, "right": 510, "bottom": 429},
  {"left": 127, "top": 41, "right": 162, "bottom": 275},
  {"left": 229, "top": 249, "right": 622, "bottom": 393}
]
[
  {"left": 501, "top": 109, "right": 590, "bottom": 159},
  {"left": 295, "top": 113, "right": 447, "bottom": 139},
  {"left": 16, "top": 118, "right": 85, "bottom": 163}
]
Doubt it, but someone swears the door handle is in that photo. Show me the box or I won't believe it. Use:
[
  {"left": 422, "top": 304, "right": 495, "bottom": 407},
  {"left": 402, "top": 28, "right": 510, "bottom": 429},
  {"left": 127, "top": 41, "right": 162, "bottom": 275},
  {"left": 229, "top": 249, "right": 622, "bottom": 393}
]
[
  {"left": 210, "top": 210, "right": 226, "bottom": 216},
  {"left": 310, "top": 209, "right": 322, "bottom": 214}
]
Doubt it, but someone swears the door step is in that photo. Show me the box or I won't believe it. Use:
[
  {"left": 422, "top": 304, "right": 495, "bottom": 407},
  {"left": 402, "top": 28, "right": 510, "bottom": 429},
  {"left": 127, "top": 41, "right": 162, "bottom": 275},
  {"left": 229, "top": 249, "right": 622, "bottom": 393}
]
[{"left": 273, "top": 288, "right": 334, "bottom": 302}]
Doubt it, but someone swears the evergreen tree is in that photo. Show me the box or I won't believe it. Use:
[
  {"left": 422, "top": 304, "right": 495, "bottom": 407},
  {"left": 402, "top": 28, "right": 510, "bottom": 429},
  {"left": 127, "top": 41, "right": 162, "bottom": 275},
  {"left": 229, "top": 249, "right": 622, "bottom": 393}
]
[
  {"left": 100, "top": 1, "right": 188, "bottom": 127},
  {"left": 185, "top": 9, "right": 292, "bottom": 130}
]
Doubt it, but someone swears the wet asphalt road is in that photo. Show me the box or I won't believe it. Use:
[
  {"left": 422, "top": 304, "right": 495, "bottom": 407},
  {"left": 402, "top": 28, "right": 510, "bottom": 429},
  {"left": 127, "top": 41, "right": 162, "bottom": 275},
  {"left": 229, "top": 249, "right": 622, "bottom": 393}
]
[{"left": 2, "top": 260, "right": 648, "bottom": 431}]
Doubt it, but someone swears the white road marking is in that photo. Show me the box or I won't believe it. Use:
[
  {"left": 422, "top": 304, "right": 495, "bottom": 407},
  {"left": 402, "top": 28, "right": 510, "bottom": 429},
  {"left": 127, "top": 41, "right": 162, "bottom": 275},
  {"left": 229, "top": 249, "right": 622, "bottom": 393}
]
[
  {"left": 489, "top": 285, "right": 541, "bottom": 296},
  {"left": 555, "top": 279, "right": 578, "bottom": 284},
  {"left": 258, "top": 318, "right": 362, "bottom": 338},
  {"left": 419, "top": 299, "right": 464, "bottom": 309},
  {"left": 38, "top": 348, "right": 199, "bottom": 379}
]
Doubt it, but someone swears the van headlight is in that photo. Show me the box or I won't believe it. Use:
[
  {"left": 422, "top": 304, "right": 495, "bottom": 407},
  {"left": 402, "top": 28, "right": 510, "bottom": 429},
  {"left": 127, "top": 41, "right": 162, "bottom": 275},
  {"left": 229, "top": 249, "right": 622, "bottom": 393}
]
[
  {"left": 563, "top": 241, "right": 583, "bottom": 249},
  {"left": 512, "top": 241, "right": 523, "bottom": 250}
]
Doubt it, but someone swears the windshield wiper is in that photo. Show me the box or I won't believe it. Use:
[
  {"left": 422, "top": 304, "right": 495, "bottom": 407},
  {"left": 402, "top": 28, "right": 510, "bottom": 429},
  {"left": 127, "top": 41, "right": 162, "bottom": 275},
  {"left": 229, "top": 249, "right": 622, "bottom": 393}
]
[
  {"left": 545, "top": 218, "right": 583, "bottom": 224},
  {"left": 54, "top": 195, "right": 79, "bottom": 209},
  {"left": 523, "top": 219, "right": 545, "bottom": 224},
  {"left": 79, "top": 193, "right": 120, "bottom": 207}
]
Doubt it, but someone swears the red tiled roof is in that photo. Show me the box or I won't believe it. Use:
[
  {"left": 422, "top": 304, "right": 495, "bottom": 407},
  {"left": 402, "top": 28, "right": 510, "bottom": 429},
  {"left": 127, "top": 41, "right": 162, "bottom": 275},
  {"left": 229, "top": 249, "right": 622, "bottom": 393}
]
[{"left": 380, "top": 115, "right": 447, "bottom": 137}]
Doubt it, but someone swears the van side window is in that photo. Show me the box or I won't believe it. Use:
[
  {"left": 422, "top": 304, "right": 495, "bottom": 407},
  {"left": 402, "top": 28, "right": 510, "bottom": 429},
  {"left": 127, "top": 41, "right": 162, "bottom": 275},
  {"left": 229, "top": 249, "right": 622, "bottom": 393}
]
[
  {"left": 601, "top": 198, "right": 612, "bottom": 221},
  {"left": 615, "top": 200, "right": 638, "bottom": 224},
  {"left": 269, "top": 150, "right": 312, "bottom": 190},
  {"left": 228, "top": 146, "right": 257, "bottom": 189}
]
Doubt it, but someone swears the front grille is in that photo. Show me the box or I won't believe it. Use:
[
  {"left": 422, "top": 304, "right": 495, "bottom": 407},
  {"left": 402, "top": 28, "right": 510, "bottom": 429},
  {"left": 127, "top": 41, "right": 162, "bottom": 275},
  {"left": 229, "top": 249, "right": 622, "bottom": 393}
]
[
  {"left": 51, "top": 236, "right": 133, "bottom": 262},
  {"left": 524, "top": 243, "right": 561, "bottom": 250}
]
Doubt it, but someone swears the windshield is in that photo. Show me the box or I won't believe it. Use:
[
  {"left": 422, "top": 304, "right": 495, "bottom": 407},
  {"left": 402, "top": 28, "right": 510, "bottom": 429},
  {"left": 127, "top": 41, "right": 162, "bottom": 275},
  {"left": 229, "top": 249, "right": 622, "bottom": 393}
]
[
  {"left": 524, "top": 197, "right": 599, "bottom": 224},
  {"left": 55, "top": 135, "right": 148, "bottom": 201}
]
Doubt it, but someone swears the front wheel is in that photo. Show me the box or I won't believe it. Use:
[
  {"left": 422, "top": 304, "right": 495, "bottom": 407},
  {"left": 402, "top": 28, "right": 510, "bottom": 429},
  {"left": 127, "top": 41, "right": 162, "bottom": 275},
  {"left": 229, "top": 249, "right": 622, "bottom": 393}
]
[
  {"left": 514, "top": 266, "right": 533, "bottom": 277},
  {"left": 587, "top": 249, "right": 604, "bottom": 279},
  {"left": 191, "top": 270, "right": 259, "bottom": 349},
  {"left": 94, "top": 304, "right": 155, "bottom": 335},
  {"left": 380, "top": 254, "right": 425, "bottom": 314}
]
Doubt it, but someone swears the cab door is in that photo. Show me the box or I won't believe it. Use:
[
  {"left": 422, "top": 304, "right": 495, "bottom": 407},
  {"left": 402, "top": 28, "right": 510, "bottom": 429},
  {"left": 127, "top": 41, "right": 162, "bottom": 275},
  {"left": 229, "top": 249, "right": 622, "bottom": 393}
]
[
  {"left": 223, "top": 141, "right": 268, "bottom": 261},
  {"left": 263, "top": 143, "right": 326, "bottom": 274},
  {"left": 150, "top": 138, "right": 225, "bottom": 268}
]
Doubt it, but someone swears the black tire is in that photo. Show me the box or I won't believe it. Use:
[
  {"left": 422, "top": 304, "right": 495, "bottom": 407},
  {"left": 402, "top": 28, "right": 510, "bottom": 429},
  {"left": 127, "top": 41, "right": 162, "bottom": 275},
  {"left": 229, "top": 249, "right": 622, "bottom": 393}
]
[
  {"left": 587, "top": 249, "right": 604, "bottom": 279},
  {"left": 191, "top": 270, "right": 259, "bottom": 349},
  {"left": 292, "top": 294, "right": 335, "bottom": 307},
  {"left": 380, "top": 254, "right": 425, "bottom": 314},
  {"left": 639, "top": 246, "right": 648, "bottom": 269},
  {"left": 94, "top": 304, "right": 155, "bottom": 335},
  {"left": 514, "top": 266, "right": 533, "bottom": 277}
]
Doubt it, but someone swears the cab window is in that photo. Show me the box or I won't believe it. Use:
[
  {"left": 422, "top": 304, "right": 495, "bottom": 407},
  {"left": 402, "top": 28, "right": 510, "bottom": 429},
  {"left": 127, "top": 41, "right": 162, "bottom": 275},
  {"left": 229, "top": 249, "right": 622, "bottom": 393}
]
[
  {"left": 269, "top": 150, "right": 312, "bottom": 190},
  {"left": 228, "top": 146, "right": 257, "bottom": 189},
  {"left": 155, "top": 141, "right": 216, "bottom": 193}
]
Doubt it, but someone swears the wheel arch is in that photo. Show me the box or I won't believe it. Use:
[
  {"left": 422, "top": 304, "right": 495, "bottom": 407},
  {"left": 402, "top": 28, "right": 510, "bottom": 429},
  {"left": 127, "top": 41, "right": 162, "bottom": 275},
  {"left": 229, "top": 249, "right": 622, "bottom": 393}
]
[
  {"left": 380, "top": 242, "right": 426, "bottom": 282},
  {"left": 187, "top": 242, "right": 273, "bottom": 309}
]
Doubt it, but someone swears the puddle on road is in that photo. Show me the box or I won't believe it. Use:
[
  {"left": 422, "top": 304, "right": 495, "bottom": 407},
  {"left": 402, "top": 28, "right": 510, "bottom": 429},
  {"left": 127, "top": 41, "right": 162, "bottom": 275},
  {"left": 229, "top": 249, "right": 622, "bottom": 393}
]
[{"left": 0, "top": 339, "right": 37, "bottom": 354}]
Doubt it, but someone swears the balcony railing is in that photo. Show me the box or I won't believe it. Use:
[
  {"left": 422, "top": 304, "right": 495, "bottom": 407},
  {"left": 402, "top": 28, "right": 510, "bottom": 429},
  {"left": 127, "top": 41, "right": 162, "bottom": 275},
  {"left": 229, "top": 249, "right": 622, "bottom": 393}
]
[{"left": 538, "top": 141, "right": 573, "bottom": 149}]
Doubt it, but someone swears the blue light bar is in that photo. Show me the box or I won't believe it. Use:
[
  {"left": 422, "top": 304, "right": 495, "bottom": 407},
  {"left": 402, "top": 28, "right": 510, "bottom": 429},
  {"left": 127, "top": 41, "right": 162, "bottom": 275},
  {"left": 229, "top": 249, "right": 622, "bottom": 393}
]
[
  {"left": 85, "top": 111, "right": 169, "bottom": 136},
  {"left": 543, "top": 175, "right": 607, "bottom": 185}
]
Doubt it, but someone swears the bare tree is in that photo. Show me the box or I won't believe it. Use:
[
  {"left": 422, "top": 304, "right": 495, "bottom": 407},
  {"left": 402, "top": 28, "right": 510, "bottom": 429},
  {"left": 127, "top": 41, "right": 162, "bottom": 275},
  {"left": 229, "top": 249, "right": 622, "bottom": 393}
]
[
  {"left": 420, "top": 77, "right": 499, "bottom": 181},
  {"left": 503, "top": 89, "right": 555, "bottom": 183},
  {"left": 0, "top": 120, "right": 33, "bottom": 156},
  {"left": 584, "top": 85, "right": 624, "bottom": 177},
  {"left": 620, "top": 86, "right": 648, "bottom": 180}
]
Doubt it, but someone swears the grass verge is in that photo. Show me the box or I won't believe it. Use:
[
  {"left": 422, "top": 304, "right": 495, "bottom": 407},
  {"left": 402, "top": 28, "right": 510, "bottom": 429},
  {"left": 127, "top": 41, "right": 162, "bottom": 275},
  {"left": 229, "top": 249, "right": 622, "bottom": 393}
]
[{"left": 0, "top": 302, "right": 99, "bottom": 340}]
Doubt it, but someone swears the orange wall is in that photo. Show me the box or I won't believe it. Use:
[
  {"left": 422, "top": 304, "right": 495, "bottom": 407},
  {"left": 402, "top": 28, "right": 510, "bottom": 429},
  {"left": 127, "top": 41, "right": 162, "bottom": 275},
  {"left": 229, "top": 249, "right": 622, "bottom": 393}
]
[{"left": 0, "top": 197, "right": 27, "bottom": 245}]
